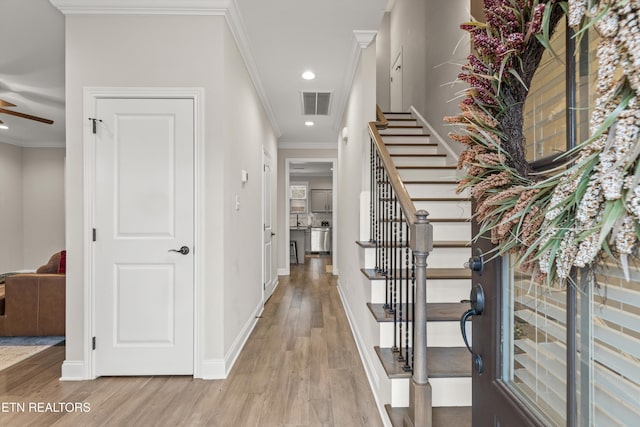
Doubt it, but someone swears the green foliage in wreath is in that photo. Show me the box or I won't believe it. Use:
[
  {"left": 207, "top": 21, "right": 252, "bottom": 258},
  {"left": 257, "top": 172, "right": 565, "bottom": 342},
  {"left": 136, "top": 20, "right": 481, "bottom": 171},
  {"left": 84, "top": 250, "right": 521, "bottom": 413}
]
[{"left": 447, "top": 0, "right": 640, "bottom": 284}]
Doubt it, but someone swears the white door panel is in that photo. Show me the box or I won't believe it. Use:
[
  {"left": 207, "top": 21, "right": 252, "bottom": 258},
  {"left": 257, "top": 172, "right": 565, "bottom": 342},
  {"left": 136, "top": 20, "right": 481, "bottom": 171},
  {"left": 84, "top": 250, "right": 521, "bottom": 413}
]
[
  {"left": 263, "top": 151, "right": 276, "bottom": 300},
  {"left": 95, "top": 97, "right": 194, "bottom": 376}
]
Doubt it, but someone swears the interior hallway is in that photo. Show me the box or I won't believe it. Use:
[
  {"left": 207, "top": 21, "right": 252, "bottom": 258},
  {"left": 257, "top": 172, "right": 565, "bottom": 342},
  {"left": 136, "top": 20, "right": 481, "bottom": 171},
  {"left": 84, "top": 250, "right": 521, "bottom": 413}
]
[{"left": 0, "top": 257, "right": 383, "bottom": 426}]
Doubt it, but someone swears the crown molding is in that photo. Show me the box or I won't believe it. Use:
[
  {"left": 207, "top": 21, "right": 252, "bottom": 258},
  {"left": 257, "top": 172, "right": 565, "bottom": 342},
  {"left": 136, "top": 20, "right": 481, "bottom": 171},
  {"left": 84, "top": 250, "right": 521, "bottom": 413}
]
[
  {"left": 49, "top": 0, "right": 231, "bottom": 15},
  {"left": 49, "top": 0, "right": 282, "bottom": 137},
  {"left": 278, "top": 141, "right": 338, "bottom": 150},
  {"left": 353, "top": 30, "right": 377, "bottom": 48},
  {"left": 332, "top": 30, "right": 377, "bottom": 131}
]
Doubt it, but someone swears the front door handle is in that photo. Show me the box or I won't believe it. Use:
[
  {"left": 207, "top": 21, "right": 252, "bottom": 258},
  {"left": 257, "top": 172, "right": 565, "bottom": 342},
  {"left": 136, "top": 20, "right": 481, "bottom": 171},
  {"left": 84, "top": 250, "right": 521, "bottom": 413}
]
[
  {"left": 460, "top": 283, "right": 485, "bottom": 374},
  {"left": 169, "top": 246, "right": 190, "bottom": 255}
]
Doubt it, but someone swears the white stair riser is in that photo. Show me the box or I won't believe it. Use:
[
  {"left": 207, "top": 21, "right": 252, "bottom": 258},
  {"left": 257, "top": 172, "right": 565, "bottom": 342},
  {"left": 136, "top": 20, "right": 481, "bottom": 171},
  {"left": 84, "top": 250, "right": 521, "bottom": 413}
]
[
  {"left": 429, "top": 321, "right": 469, "bottom": 347},
  {"left": 382, "top": 135, "right": 431, "bottom": 144},
  {"left": 391, "top": 156, "right": 448, "bottom": 167},
  {"left": 391, "top": 378, "right": 410, "bottom": 407},
  {"left": 429, "top": 247, "right": 471, "bottom": 269},
  {"left": 431, "top": 378, "right": 473, "bottom": 407},
  {"left": 369, "top": 278, "right": 471, "bottom": 305},
  {"left": 389, "top": 377, "right": 472, "bottom": 408},
  {"left": 427, "top": 279, "right": 471, "bottom": 303},
  {"left": 398, "top": 168, "right": 461, "bottom": 180},
  {"left": 414, "top": 200, "right": 472, "bottom": 219},
  {"left": 385, "top": 113, "right": 412, "bottom": 120},
  {"left": 370, "top": 280, "right": 386, "bottom": 304},
  {"left": 380, "top": 127, "right": 424, "bottom": 135},
  {"left": 362, "top": 246, "right": 470, "bottom": 271},
  {"left": 432, "top": 222, "right": 471, "bottom": 242},
  {"left": 385, "top": 145, "right": 439, "bottom": 155},
  {"left": 405, "top": 183, "right": 468, "bottom": 198},
  {"left": 379, "top": 320, "right": 467, "bottom": 348},
  {"left": 387, "top": 120, "right": 417, "bottom": 126}
]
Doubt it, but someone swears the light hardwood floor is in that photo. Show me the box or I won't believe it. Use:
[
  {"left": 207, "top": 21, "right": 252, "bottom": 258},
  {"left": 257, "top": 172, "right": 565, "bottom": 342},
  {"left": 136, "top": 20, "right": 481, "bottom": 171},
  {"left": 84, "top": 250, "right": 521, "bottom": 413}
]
[{"left": 0, "top": 256, "right": 384, "bottom": 426}]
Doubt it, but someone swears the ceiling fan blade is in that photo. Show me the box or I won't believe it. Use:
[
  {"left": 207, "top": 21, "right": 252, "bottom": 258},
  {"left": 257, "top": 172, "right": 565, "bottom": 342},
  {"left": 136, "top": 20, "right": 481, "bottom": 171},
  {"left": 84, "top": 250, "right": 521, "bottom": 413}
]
[
  {"left": 0, "top": 108, "right": 53, "bottom": 124},
  {"left": 0, "top": 99, "right": 17, "bottom": 108}
]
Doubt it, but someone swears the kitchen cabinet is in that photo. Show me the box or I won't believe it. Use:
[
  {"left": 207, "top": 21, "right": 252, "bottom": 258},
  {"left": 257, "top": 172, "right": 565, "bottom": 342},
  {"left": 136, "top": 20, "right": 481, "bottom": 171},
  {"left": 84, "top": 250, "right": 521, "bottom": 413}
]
[{"left": 310, "top": 189, "right": 332, "bottom": 213}]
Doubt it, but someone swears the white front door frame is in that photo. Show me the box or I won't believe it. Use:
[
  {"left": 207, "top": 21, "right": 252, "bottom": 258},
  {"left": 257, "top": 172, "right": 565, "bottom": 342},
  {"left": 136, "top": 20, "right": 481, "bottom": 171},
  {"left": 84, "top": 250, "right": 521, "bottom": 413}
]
[
  {"left": 83, "top": 87, "right": 205, "bottom": 379},
  {"left": 284, "top": 157, "right": 338, "bottom": 276}
]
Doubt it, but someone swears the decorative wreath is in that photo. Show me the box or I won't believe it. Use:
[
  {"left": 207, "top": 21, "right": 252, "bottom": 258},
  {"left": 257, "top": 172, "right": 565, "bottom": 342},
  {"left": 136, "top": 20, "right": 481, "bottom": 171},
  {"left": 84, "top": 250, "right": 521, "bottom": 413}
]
[{"left": 446, "top": 0, "right": 640, "bottom": 284}]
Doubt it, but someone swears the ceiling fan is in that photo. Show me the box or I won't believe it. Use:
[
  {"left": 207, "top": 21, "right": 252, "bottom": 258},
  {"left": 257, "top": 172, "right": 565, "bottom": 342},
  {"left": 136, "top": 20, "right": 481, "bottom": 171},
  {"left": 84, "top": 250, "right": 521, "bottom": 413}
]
[{"left": 0, "top": 98, "right": 54, "bottom": 125}]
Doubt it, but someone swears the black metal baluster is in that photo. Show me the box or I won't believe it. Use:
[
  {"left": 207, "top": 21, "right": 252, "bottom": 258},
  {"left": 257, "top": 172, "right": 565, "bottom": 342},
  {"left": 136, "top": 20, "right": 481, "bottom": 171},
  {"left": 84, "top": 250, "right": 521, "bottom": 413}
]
[
  {"left": 397, "top": 208, "right": 406, "bottom": 362},
  {"left": 403, "top": 221, "right": 412, "bottom": 371},
  {"left": 383, "top": 170, "right": 390, "bottom": 310},
  {"left": 370, "top": 138, "right": 374, "bottom": 243}
]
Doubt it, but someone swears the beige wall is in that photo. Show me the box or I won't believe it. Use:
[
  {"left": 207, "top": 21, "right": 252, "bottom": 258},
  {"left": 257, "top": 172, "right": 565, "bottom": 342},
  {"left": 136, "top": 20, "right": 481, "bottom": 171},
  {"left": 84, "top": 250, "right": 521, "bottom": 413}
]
[
  {"left": 376, "top": 12, "right": 391, "bottom": 112},
  {"left": 22, "top": 148, "right": 66, "bottom": 269},
  {"left": 64, "top": 13, "right": 277, "bottom": 377},
  {"left": 336, "top": 42, "right": 390, "bottom": 401},
  {"left": 0, "top": 142, "right": 24, "bottom": 272},
  {"left": 222, "top": 23, "right": 278, "bottom": 358},
  {"left": 388, "top": 0, "right": 469, "bottom": 154},
  {"left": 277, "top": 148, "right": 337, "bottom": 273},
  {"left": 0, "top": 143, "right": 65, "bottom": 272}
]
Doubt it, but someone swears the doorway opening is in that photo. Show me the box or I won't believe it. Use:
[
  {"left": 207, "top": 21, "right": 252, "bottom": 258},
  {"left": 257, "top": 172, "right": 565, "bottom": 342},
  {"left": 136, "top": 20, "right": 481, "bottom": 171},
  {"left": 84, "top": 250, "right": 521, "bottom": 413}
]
[{"left": 284, "top": 158, "right": 337, "bottom": 275}]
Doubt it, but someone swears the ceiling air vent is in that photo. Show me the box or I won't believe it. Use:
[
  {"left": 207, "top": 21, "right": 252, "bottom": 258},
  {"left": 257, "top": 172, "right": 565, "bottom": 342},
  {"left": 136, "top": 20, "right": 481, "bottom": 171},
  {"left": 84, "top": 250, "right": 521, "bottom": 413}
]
[{"left": 302, "top": 92, "right": 331, "bottom": 115}]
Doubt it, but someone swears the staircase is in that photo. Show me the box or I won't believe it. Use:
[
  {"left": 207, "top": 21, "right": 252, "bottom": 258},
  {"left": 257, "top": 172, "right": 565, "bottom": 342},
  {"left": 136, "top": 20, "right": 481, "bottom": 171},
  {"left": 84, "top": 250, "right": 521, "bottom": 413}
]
[{"left": 357, "top": 110, "right": 472, "bottom": 426}]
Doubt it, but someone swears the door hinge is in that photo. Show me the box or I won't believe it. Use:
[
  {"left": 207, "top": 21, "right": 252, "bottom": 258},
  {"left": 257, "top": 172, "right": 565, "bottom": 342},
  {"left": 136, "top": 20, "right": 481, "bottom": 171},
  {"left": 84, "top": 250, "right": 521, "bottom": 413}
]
[
  {"left": 92, "top": 228, "right": 97, "bottom": 242},
  {"left": 92, "top": 336, "right": 96, "bottom": 350},
  {"left": 88, "top": 117, "right": 102, "bottom": 134}
]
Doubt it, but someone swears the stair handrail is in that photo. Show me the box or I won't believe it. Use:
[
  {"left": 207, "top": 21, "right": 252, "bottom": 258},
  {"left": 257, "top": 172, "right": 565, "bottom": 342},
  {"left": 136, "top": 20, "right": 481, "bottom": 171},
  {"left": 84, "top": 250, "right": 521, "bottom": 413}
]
[
  {"left": 368, "top": 122, "right": 420, "bottom": 226},
  {"left": 369, "top": 109, "right": 433, "bottom": 393}
]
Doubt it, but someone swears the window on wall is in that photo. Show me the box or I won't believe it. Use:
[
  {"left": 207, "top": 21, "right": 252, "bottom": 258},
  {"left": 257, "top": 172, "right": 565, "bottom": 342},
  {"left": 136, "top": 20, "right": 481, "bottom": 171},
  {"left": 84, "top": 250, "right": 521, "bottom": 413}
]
[
  {"left": 504, "top": 22, "right": 640, "bottom": 426},
  {"left": 289, "top": 182, "right": 308, "bottom": 213}
]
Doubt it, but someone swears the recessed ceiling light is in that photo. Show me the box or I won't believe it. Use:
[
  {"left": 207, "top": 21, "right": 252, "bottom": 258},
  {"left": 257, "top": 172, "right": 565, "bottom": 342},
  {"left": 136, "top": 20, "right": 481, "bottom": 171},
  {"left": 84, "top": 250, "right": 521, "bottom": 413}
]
[
  {"left": 0, "top": 124, "right": 8, "bottom": 130},
  {"left": 305, "top": 121, "right": 315, "bottom": 126},
  {"left": 302, "top": 70, "right": 316, "bottom": 80}
]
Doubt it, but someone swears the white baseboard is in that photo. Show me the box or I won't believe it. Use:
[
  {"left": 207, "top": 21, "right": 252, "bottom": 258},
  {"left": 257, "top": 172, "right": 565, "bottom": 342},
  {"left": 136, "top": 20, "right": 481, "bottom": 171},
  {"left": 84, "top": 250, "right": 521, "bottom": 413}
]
[
  {"left": 60, "top": 360, "right": 87, "bottom": 381},
  {"left": 198, "top": 358, "right": 227, "bottom": 380},
  {"left": 337, "top": 280, "right": 392, "bottom": 427},
  {"left": 277, "top": 267, "right": 289, "bottom": 276},
  {"left": 224, "top": 299, "right": 263, "bottom": 375}
]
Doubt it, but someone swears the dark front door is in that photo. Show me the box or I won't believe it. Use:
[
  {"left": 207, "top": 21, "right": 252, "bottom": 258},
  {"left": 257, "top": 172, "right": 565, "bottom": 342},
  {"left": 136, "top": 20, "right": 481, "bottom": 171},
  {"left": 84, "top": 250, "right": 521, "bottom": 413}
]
[{"left": 467, "top": 219, "right": 550, "bottom": 427}]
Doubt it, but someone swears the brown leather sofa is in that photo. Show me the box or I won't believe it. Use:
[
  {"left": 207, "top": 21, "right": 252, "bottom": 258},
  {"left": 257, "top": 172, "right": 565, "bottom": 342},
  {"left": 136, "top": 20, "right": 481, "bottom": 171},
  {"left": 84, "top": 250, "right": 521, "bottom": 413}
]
[
  {"left": 0, "top": 251, "right": 66, "bottom": 336},
  {"left": 0, "top": 274, "right": 65, "bottom": 336}
]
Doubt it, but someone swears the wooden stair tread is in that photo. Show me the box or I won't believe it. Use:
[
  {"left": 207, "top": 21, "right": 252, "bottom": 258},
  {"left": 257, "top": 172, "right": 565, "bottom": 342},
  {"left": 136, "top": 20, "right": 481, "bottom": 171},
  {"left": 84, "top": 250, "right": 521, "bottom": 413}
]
[
  {"left": 380, "top": 133, "right": 431, "bottom": 137},
  {"left": 367, "top": 302, "right": 468, "bottom": 322},
  {"left": 356, "top": 240, "right": 470, "bottom": 248},
  {"left": 360, "top": 267, "right": 471, "bottom": 280},
  {"left": 384, "top": 143, "right": 437, "bottom": 147},
  {"left": 411, "top": 197, "right": 471, "bottom": 202},
  {"left": 403, "top": 179, "right": 459, "bottom": 184},
  {"left": 375, "top": 346, "right": 471, "bottom": 378},
  {"left": 381, "top": 218, "right": 470, "bottom": 223},
  {"left": 390, "top": 153, "right": 446, "bottom": 157},
  {"left": 385, "top": 405, "right": 471, "bottom": 427},
  {"left": 397, "top": 165, "right": 457, "bottom": 169},
  {"left": 385, "top": 125, "right": 423, "bottom": 129}
]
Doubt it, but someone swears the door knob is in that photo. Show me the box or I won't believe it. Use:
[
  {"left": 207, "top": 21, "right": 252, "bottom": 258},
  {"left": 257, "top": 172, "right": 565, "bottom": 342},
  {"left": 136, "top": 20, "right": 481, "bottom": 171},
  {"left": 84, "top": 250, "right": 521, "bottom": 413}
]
[
  {"left": 460, "top": 283, "right": 485, "bottom": 374},
  {"left": 464, "top": 249, "right": 484, "bottom": 273},
  {"left": 271, "top": 232, "right": 276, "bottom": 237},
  {"left": 169, "top": 246, "right": 190, "bottom": 255}
]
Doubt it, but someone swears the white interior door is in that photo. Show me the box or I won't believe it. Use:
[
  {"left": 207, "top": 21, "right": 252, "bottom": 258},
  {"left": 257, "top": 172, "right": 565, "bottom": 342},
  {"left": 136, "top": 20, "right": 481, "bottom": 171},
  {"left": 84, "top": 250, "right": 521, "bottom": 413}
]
[
  {"left": 263, "top": 150, "right": 276, "bottom": 300},
  {"left": 94, "top": 97, "right": 194, "bottom": 376},
  {"left": 390, "top": 50, "right": 403, "bottom": 111}
]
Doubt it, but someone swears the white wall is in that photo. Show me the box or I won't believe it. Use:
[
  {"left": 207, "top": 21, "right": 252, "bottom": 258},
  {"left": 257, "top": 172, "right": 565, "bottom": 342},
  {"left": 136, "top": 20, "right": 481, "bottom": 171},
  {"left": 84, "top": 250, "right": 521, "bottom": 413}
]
[
  {"left": 337, "top": 42, "right": 390, "bottom": 403},
  {"left": 277, "top": 147, "right": 337, "bottom": 273},
  {"left": 376, "top": 12, "right": 391, "bottom": 112},
  {"left": 0, "top": 142, "right": 24, "bottom": 272},
  {"left": 64, "top": 13, "right": 276, "bottom": 377},
  {"left": 222, "top": 23, "right": 278, "bottom": 359},
  {"left": 22, "top": 148, "right": 66, "bottom": 268},
  {"left": 389, "top": 0, "right": 469, "bottom": 153},
  {"left": 0, "top": 143, "right": 65, "bottom": 272}
]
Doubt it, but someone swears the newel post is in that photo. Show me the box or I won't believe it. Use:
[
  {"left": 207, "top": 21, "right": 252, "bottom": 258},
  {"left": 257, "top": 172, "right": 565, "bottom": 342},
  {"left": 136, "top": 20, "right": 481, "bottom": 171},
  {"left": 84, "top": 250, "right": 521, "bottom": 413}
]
[{"left": 408, "top": 209, "right": 433, "bottom": 427}]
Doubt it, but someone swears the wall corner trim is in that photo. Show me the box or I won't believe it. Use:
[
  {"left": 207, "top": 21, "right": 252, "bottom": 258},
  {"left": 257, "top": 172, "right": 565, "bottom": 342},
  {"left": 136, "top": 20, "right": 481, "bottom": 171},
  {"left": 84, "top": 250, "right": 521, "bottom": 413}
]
[{"left": 60, "top": 360, "right": 88, "bottom": 381}]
